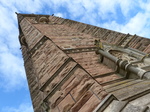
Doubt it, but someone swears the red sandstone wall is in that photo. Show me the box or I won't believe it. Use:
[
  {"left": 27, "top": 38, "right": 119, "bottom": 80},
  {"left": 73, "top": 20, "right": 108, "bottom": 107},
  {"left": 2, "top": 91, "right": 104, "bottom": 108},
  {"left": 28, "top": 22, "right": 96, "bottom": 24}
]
[
  {"left": 18, "top": 14, "right": 150, "bottom": 111},
  {"left": 19, "top": 16, "right": 107, "bottom": 112}
]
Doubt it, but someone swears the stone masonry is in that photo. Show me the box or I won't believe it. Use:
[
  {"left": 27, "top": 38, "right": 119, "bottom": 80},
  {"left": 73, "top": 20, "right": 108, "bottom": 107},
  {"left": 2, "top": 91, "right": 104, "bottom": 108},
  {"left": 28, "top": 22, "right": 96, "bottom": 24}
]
[{"left": 17, "top": 13, "right": 150, "bottom": 112}]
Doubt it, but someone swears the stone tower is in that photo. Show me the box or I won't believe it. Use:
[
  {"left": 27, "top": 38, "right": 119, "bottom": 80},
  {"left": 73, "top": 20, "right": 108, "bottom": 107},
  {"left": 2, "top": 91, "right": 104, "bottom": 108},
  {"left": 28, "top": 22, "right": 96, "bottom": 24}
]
[{"left": 17, "top": 13, "right": 150, "bottom": 112}]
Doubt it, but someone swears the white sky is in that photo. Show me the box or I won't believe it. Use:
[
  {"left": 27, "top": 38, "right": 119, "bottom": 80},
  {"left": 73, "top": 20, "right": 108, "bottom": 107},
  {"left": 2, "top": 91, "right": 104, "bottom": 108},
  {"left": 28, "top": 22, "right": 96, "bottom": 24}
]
[{"left": 0, "top": 0, "right": 150, "bottom": 111}]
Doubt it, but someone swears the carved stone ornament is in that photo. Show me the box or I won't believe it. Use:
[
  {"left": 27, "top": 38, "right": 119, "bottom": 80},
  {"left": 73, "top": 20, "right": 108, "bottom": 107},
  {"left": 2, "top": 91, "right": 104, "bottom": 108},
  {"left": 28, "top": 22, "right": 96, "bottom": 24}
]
[
  {"left": 38, "top": 16, "right": 49, "bottom": 23},
  {"left": 19, "top": 35, "right": 27, "bottom": 46},
  {"left": 109, "top": 50, "right": 137, "bottom": 62}
]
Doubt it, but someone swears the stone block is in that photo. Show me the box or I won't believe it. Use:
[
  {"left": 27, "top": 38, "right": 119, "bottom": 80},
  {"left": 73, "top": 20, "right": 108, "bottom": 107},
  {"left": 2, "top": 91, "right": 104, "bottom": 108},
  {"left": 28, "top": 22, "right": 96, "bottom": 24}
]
[
  {"left": 111, "top": 80, "right": 150, "bottom": 100},
  {"left": 95, "top": 74, "right": 120, "bottom": 84},
  {"left": 43, "top": 61, "right": 77, "bottom": 95},
  {"left": 70, "top": 79, "right": 94, "bottom": 101},
  {"left": 91, "top": 83, "right": 107, "bottom": 100},
  {"left": 71, "top": 91, "right": 93, "bottom": 112},
  {"left": 58, "top": 94, "right": 75, "bottom": 112},
  {"left": 78, "top": 95, "right": 100, "bottom": 112}
]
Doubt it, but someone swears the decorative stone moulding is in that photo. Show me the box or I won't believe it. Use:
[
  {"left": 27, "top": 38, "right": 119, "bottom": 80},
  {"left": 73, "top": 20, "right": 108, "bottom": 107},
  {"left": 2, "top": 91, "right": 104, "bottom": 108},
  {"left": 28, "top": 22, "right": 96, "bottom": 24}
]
[
  {"left": 38, "top": 16, "right": 49, "bottom": 24},
  {"left": 63, "top": 47, "right": 97, "bottom": 54},
  {"left": 19, "top": 34, "right": 28, "bottom": 46},
  {"left": 96, "top": 49, "right": 150, "bottom": 79},
  {"left": 109, "top": 50, "right": 137, "bottom": 62}
]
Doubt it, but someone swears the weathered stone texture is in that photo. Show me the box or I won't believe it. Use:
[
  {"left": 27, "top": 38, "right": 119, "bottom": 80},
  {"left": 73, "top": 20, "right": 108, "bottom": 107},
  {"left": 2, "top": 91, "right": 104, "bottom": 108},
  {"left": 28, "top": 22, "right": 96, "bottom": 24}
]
[
  {"left": 68, "top": 51, "right": 120, "bottom": 85},
  {"left": 143, "top": 44, "right": 150, "bottom": 53},
  {"left": 18, "top": 14, "right": 150, "bottom": 112},
  {"left": 68, "top": 52, "right": 114, "bottom": 76},
  {"left": 70, "top": 78, "right": 94, "bottom": 101},
  {"left": 128, "top": 36, "right": 150, "bottom": 52},
  {"left": 71, "top": 91, "right": 93, "bottom": 112},
  {"left": 109, "top": 80, "right": 150, "bottom": 100},
  {"left": 20, "top": 18, "right": 43, "bottom": 49},
  {"left": 23, "top": 55, "right": 43, "bottom": 111},
  {"left": 130, "top": 93, "right": 150, "bottom": 107},
  {"left": 29, "top": 15, "right": 150, "bottom": 54},
  {"left": 21, "top": 45, "right": 29, "bottom": 62},
  {"left": 31, "top": 40, "right": 69, "bottom": 86},
  {"left": 95, "top": 74, "right": 120, "bottom": 84},
  {"left": 21, "top": 25, "right": 107, "bottom": 111},
  {"left": 42, "top": 61, "right": 77, "bottom": 96},
  {"left": 58, "top": 94, "right": 75, "bottom": 112},
  {"left": 45, "top": 67, "right": 107, "bottom": 111},
  {"left": 78, "top": 95, "right": 101, "bottom": 112},
  {"left": 33, "top": 24, "right": 95, "bottom": 49},
  {"left": 49, "top": 16, "right": 127, "bottom": 45},
  {"left": 49, "top": 16, "right": 150, "bottom": 53},
  {"left": 102, "top": 57, "right": 117, "bottom": 70}
]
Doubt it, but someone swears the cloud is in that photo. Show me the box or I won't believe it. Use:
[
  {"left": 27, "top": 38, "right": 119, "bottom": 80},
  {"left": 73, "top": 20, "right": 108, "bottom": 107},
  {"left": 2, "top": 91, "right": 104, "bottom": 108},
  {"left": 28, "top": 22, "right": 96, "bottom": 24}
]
[
  {"left": 55, "top": 12, "right": 65, "bottom": 18},
  {"left": 1, "top": 103, "right": 33, "bottom": 112},
  {"left": 139, "top": 0, "right": 150, "bottom": 13},
  {"left": 0, "top": 3, "right": 25, "bottom": 91},
  {"left": 121, "top": 12, "right": 147, "bottom": 34},
  {"left": 0, "top": 0, "right": 42, "bottom": 13},
  {"left": 118, "top": 0, "right": 138, "bottom": 17},
  {"left": 0, "top": 0, "right": 47, "bottom": 91},
  {"left": 101, "top": 1, "right": 150, "bottom": 38},
  {"left": 0, "top": 51, "right": 26, "bottom": 91}
]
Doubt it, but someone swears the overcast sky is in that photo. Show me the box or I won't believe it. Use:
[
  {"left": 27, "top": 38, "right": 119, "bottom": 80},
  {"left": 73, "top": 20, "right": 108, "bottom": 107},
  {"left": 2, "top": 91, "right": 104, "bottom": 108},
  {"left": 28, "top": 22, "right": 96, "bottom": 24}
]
[{"left": 0, "top": 0, "right": 150, "bottom": 112}]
